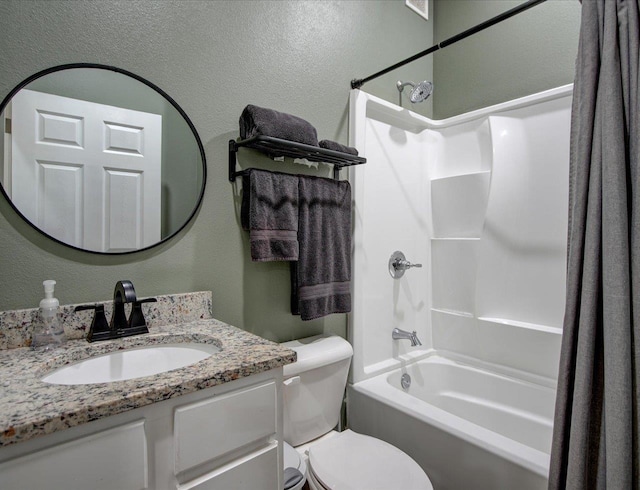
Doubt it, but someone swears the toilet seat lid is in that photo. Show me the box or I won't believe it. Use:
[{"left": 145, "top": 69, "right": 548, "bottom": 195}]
[{"left": 308, "top": 430, "right": 433, "bottom": 490}]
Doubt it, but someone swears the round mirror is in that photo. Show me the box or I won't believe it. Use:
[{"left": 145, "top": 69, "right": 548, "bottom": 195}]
[{"left": 0, "top": 63, "right": 206, "bottom": 254}]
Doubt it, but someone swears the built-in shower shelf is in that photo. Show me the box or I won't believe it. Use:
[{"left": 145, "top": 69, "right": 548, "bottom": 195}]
[
  {"left": 431, "top": 170, "right": 491, "bottom": 238},
  {"left": 477, "top": 316, "right": 562, "bottom": 334},
  {"left": 228, "top": 135, "right": 367, "bottom": 181},
  {"left": 431, "top": 237, "right": 480, "bottom": 241},
  {"left": 431, "top": 170, "right": 491, "bottom": 182}
]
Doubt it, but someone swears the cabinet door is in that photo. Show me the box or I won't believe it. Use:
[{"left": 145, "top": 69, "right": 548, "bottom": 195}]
[{"left": 0, "top": 420, "right": 148, "bottom": 490}]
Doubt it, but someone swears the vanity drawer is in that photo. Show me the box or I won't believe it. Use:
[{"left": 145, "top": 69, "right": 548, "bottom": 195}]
[
  {"left": 181, "top": 443, "right": 278, "bottom": 490},
  {"left": 174, "top": 380, "right": 276, "bottom": 474},
  {"left": 0, "top": 420, "right": 148, "bottom": 490}
]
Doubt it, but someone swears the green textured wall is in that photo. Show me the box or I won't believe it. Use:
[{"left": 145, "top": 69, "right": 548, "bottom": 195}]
[
  {"left": 0, "top": 0, "right": 581, "bottom": 341},
  {"left": 433, "top": 0, "right": 580, "bottom": 119},
  {"left": 0, "top": 0, "right": 433, "bottom": 342}
]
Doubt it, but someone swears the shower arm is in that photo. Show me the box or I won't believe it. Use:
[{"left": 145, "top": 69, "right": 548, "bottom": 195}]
[
  {"left": 350, "top": 0, "right": 547, "bottom": 90},
  {"left": 396, "top": 81, "right": 415, "bottom": 106}
]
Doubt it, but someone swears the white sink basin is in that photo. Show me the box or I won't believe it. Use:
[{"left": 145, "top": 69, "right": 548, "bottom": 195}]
[{"left": 41, "top": 342, "right": 220, "bottom": 385}]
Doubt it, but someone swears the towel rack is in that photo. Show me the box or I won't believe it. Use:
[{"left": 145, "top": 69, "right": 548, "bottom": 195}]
[{"left": 229, "top": 135, "right": 366, "bottom": 182}]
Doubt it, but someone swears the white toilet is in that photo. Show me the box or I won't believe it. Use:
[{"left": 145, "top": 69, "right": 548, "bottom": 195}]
[{"left": 281, "top": 334, "right": 433, "bottom": 490}]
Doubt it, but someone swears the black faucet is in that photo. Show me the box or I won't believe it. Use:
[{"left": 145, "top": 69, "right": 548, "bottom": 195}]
[
  {"left": 111, "top": 280, "right": 137, "bottom": 332},
  {"left": 75, "top": 280, "right": 156, "bottom": 342}
]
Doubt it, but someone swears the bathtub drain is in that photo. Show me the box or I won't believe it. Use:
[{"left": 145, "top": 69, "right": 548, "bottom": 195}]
[{"left": 401, "top": 373, "right": 411, "bottom": 390}]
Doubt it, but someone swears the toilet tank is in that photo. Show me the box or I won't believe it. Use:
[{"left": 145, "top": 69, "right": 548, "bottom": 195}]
[{"left": 281, "top": 335, "right": 353, "bottom": 447}]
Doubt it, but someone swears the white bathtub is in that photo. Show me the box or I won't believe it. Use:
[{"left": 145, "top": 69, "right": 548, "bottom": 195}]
[{"left": 348, "top": 355, "right": 555, "bottom": 490}]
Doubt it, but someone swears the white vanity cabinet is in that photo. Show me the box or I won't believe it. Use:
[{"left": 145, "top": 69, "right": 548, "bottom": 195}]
[
  {"left": 0, "top": 369, "right": 283, "bottom": 490},
  {"left": 0, "top": 420, "right": 149, "bottom": 489}
]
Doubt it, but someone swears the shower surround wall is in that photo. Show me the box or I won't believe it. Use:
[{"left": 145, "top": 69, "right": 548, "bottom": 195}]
[
  {"left": 349, "top": 85, "right": 571, "bottom": 385},
  {"left": 347, "top": 86, "right": 571, "bottom": 487}
]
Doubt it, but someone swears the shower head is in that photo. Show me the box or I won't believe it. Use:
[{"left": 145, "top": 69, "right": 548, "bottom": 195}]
[
  {"left": 410, "top": 80, "right": 433, "bottom": 103},
  {"left": 396, "top": 80, "right": 433, "bottom": 106}
]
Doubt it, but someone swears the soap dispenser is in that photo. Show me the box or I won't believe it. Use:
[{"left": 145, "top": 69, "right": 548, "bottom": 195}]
[{"left": 31, "top": 280, "right": 67, "bottom": 351}]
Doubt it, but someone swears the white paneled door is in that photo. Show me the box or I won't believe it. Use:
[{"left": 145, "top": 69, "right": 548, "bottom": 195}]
[{"left": 9, "top": 89, "right": 161, "bottom": 252}]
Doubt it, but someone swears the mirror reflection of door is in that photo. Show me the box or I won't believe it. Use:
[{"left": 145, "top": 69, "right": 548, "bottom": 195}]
[{"left": 7, "top": 89, "right": 161, "bottom": 252}]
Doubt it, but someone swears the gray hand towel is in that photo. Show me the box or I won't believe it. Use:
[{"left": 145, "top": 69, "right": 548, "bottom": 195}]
[
  {"left": 240, "top": 105, "right": 319, "bottom": 147},
  {"left": 291, "top": 175, "right": 352, "bottom": 320},
  {"left": 319, "top": 139, "right": 359, "bottom": 156},
  {"left": 241, "top": 169, "right": 299, "bottom": 262}
]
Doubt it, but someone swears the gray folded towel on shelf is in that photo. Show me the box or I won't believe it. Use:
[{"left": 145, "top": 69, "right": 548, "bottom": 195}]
[
  {"left": 240, "top": 105, "right": 319, "bottom": 147},
  {"left": 319, "top": 139, "right": 359, "bottom": 156},
  {"left": 291, "top": 175, "right": 352, "bottom": 320},
  {"left": 241, "top": 169, "right": 299, "bottom": 262}
]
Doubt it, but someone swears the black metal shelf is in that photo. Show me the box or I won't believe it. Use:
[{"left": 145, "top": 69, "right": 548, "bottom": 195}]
[{"left": 229, "top": 135, "right": 366, "bottom": 181}]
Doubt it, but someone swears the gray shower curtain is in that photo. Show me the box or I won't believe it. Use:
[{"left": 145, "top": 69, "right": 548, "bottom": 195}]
[{"left": 549, "top": 0, "right": 640, "bottom": 489}]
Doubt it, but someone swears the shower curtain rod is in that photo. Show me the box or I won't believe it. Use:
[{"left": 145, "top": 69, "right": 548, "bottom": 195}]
[{"left": 350, "top": 0, "right": 548, "bottom": 90}]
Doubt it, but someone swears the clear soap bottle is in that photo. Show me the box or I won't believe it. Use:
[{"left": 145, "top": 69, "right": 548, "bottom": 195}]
[{"left": 31, "top": 280, "right": 66, "bottom": 351}]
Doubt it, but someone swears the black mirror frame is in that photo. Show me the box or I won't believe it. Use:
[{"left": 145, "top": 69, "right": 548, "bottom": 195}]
[{"left": 0, "top": 62, "right": 207, "bottom": 255}]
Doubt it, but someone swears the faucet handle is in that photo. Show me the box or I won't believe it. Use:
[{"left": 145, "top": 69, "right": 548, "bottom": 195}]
[
  {"left": 395, "top": 259, "right": 422, "bottom": 270},
  {"left": 389, "top": 251, "right": 422, "bottom": 279},
  {"left": 127, "top": 297, "right": 157, "bottom": 335},
  {"left": 75, "top": 304, "right": 111, "bottom": 343}
]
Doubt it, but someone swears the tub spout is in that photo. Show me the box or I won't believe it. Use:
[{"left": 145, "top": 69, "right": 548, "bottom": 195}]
[{"left": 392, "top": 328, "right": 422, "bottom": 347}]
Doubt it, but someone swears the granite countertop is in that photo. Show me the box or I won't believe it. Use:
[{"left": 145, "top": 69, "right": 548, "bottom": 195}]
[{"left": 0, "top": 318, "right": 296, "bottom": 447}]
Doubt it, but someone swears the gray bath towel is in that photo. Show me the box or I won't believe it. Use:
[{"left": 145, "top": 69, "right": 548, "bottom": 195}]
[
  {"left": 291, "top": 175, "right": 352, "bottom": 320},
  {"left": 319, "top": 139, "right": 359, "bottom": 156},
  {"left": 241, "top": 169, "right": 299, "bottom": 262},
  {"left": 240, "top": 105, "right": 319, "bottom": 147}
]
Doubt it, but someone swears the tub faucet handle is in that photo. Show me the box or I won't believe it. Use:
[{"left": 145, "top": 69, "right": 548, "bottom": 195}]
[
  {"left": 395, "top": 259, "right": 422, "bottom": 271},
  {"left": 389, "top": 251, "right": 422, "bottom": 279}
]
